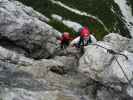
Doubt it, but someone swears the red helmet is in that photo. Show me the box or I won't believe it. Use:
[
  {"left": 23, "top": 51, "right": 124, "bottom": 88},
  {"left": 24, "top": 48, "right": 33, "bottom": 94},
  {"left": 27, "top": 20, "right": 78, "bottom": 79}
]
[
  {"left": 63, "top": 32, "right": 70, "bottom": 39},
  {"left": 80, "top": 26, "right": 90, "bottom": 38}
]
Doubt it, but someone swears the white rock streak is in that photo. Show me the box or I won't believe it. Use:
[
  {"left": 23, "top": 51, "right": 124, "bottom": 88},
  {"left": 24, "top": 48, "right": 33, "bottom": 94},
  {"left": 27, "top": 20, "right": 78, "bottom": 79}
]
[{"left": 114, "top": 0, "right": 133, "bottom": 37}]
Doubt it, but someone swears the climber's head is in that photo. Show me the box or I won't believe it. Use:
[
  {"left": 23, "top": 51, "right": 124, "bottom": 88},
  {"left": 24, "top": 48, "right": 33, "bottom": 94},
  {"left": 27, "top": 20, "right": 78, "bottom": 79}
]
[
  {"left": 63, "top": 32, "right": 71, "bottom": 39},
  {"left": 80, "top": 26, "right": 90, "bottom": 38}
]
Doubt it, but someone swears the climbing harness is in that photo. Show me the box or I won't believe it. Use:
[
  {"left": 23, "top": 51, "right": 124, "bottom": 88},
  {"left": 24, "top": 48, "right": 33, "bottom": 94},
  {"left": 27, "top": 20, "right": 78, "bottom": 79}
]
[{"left": 90, "top": 43, "right": 133, "bottom": 87}]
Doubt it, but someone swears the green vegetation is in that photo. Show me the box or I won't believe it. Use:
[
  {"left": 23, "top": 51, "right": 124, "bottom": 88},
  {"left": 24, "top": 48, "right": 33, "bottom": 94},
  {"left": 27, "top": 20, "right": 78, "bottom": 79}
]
[
  {"left": 54, "top": 0, "right": 116, "bottom": 28},
  {"left": 18, "top": 0, "right": 131, "bottom": 39},
  {"left": 129, "top": 0, "right": 133, "bottom": 14}
]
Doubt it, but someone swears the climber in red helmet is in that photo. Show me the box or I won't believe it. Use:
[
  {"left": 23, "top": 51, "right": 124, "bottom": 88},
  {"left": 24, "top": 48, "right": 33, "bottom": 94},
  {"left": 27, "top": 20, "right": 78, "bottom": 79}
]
[
  {"left": 73, "top": 26, "right": 92, "bottom": 53},
  {"left": 60, "top": 32, "right": 71, "bottom": 49},
  {"left": 77, "top": 26, "right": 92, "bottom": 47}
]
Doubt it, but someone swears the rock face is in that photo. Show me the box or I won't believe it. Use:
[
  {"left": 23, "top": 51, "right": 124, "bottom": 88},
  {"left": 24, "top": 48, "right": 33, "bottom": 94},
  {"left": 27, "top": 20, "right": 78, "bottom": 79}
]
[
  {"left": 127, "top": 38, "right": 133, "bottom": 52},
  {"left": 79, "top": 33, "right": 133, "bottom": 99},
  {"left": 0, "top": 45, "right": 91, "bottom": 100},
  {"left": 103, "top": 33, "right": 130, "bottom": 51},
  {"left": 18, "top": 59, "right": 64, "bottom": 78},
  {"left": 0, "top": 88, "right": 87, "bottom": 100},
  {"left": 0, "top": 0, "right": 61, "bottom": 59}
]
